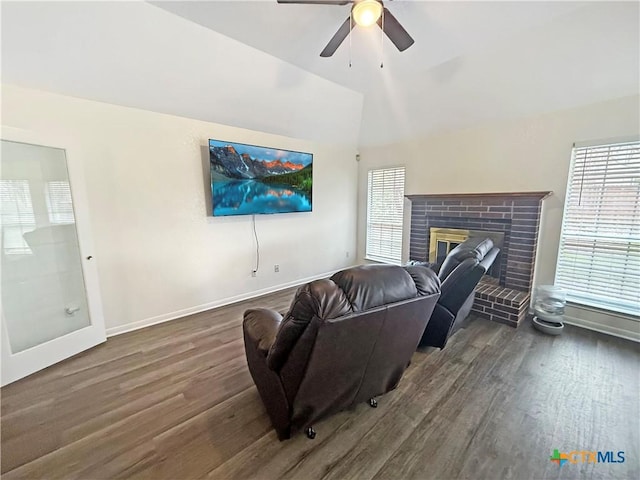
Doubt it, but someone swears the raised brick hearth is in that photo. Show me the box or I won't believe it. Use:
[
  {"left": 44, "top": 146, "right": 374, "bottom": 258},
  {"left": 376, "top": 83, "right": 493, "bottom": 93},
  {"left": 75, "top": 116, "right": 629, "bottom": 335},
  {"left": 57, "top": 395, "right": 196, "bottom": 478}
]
[{"left": 407, "top": 192, "right": 551, "bottom": 327}]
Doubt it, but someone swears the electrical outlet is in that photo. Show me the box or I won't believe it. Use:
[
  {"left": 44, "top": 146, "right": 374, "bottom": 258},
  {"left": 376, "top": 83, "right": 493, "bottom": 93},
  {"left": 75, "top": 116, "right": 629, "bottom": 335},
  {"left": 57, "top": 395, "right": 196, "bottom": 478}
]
[
  {"left": 251, "top": 270, "right": 257, "bottom": 277},
  {"left": 274, "top": 264, "right": 279, "bottom": 273},
  {"left": 346, "top": 251, "right": 350, "bottom": 258}
]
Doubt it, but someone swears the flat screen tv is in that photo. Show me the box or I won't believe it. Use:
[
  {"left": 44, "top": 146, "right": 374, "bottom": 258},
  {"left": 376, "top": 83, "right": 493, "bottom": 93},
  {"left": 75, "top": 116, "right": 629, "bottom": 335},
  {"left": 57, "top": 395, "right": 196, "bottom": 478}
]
[{"left": 209, "top": 139, "right": 313, "bottom": 217}]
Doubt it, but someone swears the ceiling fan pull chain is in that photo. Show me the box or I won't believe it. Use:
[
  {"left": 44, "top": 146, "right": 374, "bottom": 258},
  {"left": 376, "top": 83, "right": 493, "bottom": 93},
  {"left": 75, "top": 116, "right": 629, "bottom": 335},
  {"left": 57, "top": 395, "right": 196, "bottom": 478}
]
[{"left": 380, "top": 7, "right": 384, "bottom": 68}]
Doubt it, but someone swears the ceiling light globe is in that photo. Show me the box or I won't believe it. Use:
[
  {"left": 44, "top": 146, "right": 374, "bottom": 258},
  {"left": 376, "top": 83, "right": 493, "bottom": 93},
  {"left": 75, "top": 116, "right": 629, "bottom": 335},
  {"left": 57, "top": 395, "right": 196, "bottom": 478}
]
[{"left": 353, "top": 0, "right": 383, "bottom": 28}]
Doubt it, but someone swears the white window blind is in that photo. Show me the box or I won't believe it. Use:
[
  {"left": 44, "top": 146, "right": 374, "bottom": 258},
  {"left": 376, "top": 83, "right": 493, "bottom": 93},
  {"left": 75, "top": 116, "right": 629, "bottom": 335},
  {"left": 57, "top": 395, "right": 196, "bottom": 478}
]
[
  {"left": 0, "top": 180, "right": 36, "bottom": 255},
  {"left": 555, "top": 140, "right": 640, "bottom": 316},
  {"left": 46, "top": 181, "right": 75, "bottom": 224},
  {"left": 366, "top": 166, "right": 405, "bottom": 264}
]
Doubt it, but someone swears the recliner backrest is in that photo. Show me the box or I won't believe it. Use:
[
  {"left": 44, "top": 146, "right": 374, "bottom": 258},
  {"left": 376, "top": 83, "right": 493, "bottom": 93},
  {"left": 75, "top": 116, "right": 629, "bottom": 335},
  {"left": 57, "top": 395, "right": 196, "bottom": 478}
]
[
  {"left": 289, "top": 294, "right": 437, "bottom": 432},
  {"left": 438, "top": 237, "right": 495, "bottom": 281},
  {"left": 268, "top": 264, "right": 437, "bottom": 371},
  {"left": 268, "top": 264, "right": 440, "bottom": 405},
  {"left": 330, "top": 264, "right": 420, "bottom": 310},
  {"left": 438, "top": 260, "right": 486, "bottom": 313},
  {"left": 437, "top": 237, "right": 499, "bottom": 314},
  {"left": 267, "top": 279, "right": 352, "bottom": 371}
]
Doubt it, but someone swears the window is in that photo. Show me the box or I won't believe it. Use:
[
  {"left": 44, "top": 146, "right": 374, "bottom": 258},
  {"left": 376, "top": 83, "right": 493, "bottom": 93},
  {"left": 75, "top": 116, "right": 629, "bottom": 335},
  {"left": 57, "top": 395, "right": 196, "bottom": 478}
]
[
  {"left": 555, "top": 140, "right": 640, "bottom": 316},
  {"left": 366, "top": 166, "right": 405, "bottom": 264},
  {"left": 0, "top": 180, "right": 36, "bottom": 255}
]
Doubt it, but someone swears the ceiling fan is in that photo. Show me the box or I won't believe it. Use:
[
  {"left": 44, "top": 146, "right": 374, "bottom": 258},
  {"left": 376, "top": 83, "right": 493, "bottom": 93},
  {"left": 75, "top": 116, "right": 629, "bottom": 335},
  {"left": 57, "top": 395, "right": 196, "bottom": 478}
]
[{"left": 277, "top": 0, "right": 414, "bottom": 58}]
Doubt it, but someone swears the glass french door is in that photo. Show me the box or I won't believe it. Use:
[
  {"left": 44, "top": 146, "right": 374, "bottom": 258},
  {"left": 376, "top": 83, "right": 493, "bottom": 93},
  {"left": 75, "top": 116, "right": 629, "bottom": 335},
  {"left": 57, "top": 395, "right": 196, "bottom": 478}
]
[{"left": 1, "top": 135, "right": 105, "bottom": 386}]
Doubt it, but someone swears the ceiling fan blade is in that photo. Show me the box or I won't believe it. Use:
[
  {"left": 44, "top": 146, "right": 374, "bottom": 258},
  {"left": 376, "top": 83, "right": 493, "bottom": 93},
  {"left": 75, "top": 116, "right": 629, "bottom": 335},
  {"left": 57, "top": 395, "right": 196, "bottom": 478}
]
[
  {"left": 277, "top": 1, "right": 351, "bottom": 5},
  {"left": 377, "top": 7, "right": 414, "bottom": 52},
  {"left": 320, "top": 16, "right": 353, "bottom": 57}
]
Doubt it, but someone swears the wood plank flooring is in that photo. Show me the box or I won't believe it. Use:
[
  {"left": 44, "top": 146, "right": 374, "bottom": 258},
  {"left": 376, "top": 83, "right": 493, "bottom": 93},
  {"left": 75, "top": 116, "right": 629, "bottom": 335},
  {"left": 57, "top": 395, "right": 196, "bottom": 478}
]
[{"left": 2, "top": 288, "right": 639, "bottom": 479}]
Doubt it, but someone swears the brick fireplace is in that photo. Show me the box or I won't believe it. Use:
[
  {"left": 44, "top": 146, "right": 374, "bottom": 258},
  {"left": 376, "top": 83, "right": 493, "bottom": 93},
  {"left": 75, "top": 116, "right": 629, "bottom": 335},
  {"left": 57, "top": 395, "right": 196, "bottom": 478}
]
[{"left": 407, "top": 192, "right": 551, "bottom": 327}]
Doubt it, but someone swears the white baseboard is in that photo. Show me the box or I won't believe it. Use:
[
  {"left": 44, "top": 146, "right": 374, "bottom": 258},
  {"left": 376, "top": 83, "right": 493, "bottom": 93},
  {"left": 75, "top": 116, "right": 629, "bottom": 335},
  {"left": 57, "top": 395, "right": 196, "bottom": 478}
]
[
  {"left": 105, "top": 269, "right": 341, "bottom": 337},
  {"left": 563, "top": 315, "right": 640, "bottom": 343}
]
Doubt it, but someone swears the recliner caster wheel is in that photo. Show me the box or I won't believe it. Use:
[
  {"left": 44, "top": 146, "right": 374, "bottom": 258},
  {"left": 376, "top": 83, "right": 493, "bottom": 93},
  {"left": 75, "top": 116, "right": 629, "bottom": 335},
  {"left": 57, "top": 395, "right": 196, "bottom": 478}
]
[
  {"left": 306, "top": 427, "right": 316, "bottom": 439},
  {"left": 369, "top": 398, "right": 378, "bottom": 408}
]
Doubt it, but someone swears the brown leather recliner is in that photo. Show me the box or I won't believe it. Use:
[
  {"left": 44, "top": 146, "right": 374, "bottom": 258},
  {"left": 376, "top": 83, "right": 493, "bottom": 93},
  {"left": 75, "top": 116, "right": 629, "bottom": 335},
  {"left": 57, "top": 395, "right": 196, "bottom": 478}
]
[{"left": 243, "top": 264, "right": 440, "bottom": 440}]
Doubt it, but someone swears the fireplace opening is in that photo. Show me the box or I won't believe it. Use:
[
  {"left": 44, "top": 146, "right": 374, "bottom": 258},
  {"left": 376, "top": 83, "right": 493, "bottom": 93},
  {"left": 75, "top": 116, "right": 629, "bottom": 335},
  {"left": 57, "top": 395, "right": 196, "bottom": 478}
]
[{"left": 429, "top": 227, "right": 505, "bottom": 282}]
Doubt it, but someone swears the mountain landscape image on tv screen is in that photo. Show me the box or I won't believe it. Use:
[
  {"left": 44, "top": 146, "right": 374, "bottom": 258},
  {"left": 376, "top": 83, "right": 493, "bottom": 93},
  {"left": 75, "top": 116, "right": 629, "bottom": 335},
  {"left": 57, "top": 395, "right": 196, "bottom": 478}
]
[{"left": 209, "top": 139, "right": 313, "bottom": 216}]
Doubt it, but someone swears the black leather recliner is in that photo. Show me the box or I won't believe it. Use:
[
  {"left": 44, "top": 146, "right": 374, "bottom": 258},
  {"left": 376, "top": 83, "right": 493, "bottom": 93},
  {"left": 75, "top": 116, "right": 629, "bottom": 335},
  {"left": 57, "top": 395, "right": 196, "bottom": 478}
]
[{"left": 419, "top": 237, "right": 499, "bottom": 349}]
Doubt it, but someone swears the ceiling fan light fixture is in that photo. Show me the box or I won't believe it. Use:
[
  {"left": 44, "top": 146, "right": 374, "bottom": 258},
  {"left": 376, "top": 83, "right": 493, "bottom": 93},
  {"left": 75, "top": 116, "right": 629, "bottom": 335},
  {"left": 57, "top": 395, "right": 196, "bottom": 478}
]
[{"left": 352, "top": 0, "right": 383, "bottom": 27}]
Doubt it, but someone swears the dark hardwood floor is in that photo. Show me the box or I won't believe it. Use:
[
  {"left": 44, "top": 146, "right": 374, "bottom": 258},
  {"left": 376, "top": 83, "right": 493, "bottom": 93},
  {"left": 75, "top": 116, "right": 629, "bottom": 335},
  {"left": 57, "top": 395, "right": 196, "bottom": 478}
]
[{"left": 1, "top": 288, "right": 638, "bottom": 480}]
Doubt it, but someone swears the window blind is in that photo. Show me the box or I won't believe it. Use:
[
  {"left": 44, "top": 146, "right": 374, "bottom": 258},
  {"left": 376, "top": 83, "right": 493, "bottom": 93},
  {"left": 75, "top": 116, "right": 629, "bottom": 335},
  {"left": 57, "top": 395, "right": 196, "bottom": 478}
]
[
  {"left": 555, "top": 140, "right": 640, "bottom": 316},
  {"left": 46, "top": 181, "right": 75, "bottom": 224},
  {"left": 0, "top": 180, "right": 36, "bottom": 255},
  {"left": 366, "top": 166, "right": 405, "bottom": 264}
]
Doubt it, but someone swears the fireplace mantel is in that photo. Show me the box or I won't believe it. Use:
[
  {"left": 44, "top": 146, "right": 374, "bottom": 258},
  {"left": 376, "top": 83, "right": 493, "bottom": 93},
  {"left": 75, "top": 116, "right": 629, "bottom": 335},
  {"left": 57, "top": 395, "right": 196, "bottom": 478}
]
[{"left": 406, "top": 191, "right": 552, "bottom": 201}]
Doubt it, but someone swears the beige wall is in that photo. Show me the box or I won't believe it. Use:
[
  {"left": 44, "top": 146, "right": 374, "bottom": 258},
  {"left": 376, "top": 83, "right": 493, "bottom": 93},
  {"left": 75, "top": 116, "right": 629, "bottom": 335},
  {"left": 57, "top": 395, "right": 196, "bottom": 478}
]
[
  {"left": 2, "top": 85, "right": 359, "bottom": 334},
  {"left": 357, "top": 95, "right": 640, "bottom": 340}
]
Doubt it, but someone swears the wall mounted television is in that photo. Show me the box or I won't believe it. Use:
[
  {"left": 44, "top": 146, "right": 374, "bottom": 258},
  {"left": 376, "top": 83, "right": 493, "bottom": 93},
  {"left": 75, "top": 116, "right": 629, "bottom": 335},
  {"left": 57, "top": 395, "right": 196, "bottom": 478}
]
[{"left": 209, "top": 139, "right": 313, "bottom": 217}]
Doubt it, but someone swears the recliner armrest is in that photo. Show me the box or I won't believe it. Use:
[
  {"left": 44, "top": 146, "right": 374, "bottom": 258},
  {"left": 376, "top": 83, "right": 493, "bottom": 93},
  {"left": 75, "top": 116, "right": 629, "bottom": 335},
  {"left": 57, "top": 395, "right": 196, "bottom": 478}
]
[{"left": 243, "top": 308, "right": 283, "bottom": 356}]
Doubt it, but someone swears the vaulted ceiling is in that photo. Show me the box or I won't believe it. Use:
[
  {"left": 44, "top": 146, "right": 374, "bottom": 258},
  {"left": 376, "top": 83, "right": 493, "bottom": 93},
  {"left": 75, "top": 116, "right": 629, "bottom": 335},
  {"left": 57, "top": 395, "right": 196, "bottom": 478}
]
[{"left": 2, "top": 1, "right": 639, "bottom": 147}]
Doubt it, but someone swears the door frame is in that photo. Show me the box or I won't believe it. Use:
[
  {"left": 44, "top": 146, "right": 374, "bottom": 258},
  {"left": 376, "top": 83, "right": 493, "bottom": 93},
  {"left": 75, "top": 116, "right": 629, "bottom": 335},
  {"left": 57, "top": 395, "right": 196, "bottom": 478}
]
[{"left": 1, "top": 126, "right": 106, "bottom": 386}]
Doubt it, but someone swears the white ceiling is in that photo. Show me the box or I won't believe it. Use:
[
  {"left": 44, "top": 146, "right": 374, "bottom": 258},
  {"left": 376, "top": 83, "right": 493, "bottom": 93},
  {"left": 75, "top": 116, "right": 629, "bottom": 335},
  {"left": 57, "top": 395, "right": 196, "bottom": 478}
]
[
  {"left": 2, "top": 1, "right": 639, "bottom": 146},
  {"left": 152, "top": 0, "right": 587, "bottom": 93},
  {"left": 1, "top": 1, "right": 364, "bottom": 145}
]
